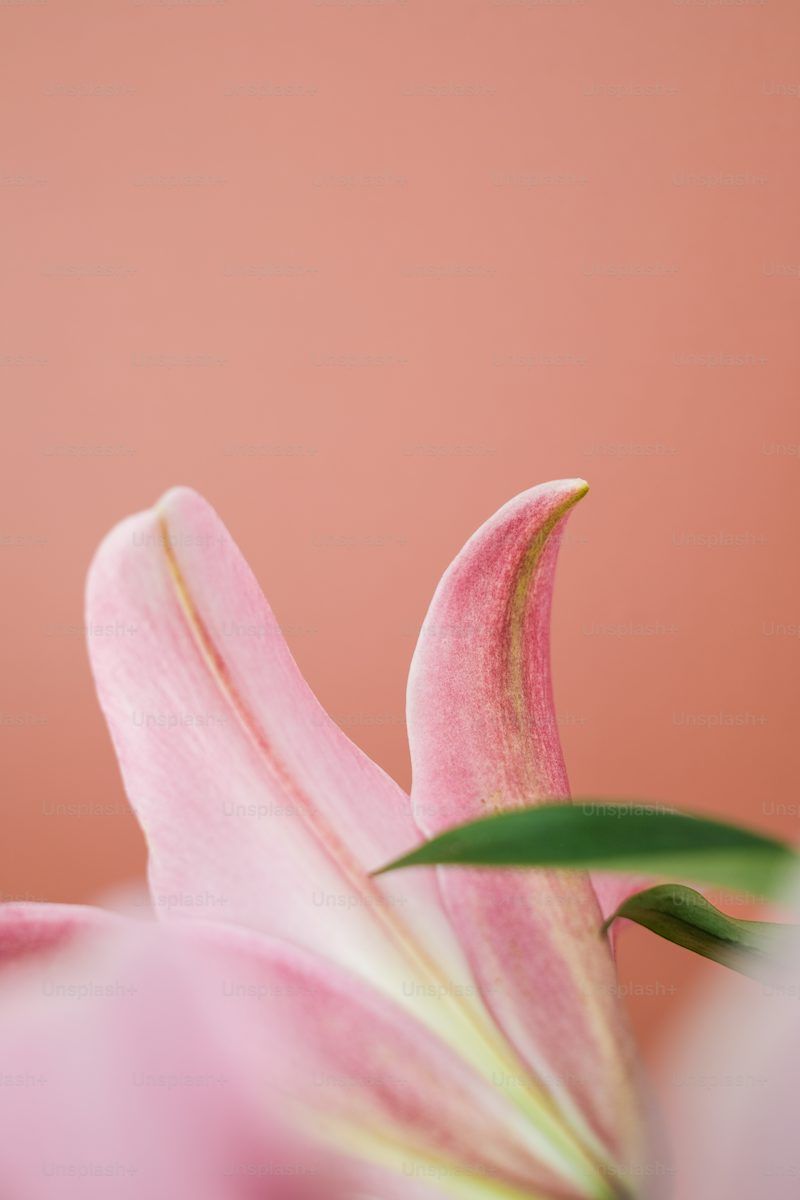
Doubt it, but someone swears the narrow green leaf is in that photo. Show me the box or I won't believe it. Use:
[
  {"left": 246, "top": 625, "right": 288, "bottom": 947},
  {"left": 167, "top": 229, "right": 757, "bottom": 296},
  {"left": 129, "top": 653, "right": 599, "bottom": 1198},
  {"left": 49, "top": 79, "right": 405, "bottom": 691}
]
[
  {"left": 375, "top": 802, "right": 797, "bottom": 899},
  {"left": 603, "top": 883, "right": 800, "bottom": 983}
]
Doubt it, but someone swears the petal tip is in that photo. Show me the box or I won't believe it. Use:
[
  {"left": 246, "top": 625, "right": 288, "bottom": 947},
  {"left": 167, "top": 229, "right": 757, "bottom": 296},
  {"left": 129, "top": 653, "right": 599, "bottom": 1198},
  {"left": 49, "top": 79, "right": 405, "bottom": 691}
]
[
  {"left": 552, "top": 477, "right": 589, "bottom": 504},
  {"left": 155, "top": 484, "right": 207, "bottom": 518},
  {"left": 501, "top": 477, "right": 588, "bottom": 535},
  {"left": 512, "top": 477, "right": 589, "bottom": 515}
]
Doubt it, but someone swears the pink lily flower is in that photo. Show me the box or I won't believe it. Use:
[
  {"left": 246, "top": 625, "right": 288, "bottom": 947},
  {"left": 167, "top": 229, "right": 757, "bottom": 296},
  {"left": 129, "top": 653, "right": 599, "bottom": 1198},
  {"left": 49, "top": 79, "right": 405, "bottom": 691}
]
[{"left": 1, "top": 481, "right": 648, "bottom": 1198}]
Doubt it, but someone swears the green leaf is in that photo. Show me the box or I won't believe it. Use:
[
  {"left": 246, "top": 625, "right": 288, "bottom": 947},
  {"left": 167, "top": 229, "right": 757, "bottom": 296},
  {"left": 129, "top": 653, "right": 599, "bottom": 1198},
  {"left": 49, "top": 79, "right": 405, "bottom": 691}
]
[
  {"left": 375, "top": 802, "right": 797, "bottom": 899},
  {"left": 603, "top": 883, "right": 800, "bottom": 982}
]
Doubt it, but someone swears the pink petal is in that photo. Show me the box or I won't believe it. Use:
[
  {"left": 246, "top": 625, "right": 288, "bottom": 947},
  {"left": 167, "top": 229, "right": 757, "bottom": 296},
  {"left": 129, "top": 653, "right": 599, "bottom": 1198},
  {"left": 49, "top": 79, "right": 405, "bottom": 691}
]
[
  {"left": 85, "top": 488, "right": 478, "bottom": 1034},
  {"left": 0, "top": 904, "right": 600, "bottom": 1197},
  {"left": 407, "top": 481, "right": 645, "bottom": 1169},
  {"left": 184, "top": 917, "right": 608, "bottom": 1198}
]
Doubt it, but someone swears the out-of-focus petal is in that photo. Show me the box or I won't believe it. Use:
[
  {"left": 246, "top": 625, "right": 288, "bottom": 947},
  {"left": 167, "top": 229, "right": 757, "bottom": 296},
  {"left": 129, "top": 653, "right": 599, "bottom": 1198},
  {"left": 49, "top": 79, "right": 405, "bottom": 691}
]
[
  {"left": 407, "top": 482, "right": 644, "bottom": 1170},
  {"left": 0, "top": 902, "right": 121, "bottom": 967},
  {"left": 657, "top": 875, "right": 800, "bottom": 1200},
  {"left": 0, "top": 915, "right": 341, "bottom": 1200}
]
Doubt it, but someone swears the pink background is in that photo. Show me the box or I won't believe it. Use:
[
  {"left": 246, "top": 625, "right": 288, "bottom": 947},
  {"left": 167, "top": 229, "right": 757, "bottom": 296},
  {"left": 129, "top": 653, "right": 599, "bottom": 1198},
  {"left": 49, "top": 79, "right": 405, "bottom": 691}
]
[{"left": 1, "top": 0, "right": 798, "bottom": 1148}]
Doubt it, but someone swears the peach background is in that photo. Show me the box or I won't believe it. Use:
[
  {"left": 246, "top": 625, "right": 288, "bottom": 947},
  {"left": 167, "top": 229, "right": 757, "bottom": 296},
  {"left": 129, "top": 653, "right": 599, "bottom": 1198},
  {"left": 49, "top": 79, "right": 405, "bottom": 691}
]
[{"left": 1, "top": 0, "right": 798, "bottom": 1138}]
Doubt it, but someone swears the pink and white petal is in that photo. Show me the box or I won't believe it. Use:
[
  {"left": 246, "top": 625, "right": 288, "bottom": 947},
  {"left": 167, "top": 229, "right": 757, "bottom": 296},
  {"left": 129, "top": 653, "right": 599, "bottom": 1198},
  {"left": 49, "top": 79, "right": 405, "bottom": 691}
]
[
  {"left": 85, "top": 488, "right": 478, "bottom": 1040},
  {"left": 187, "top": 918, "right": 612, "bottom": 1200},
  {"left": 407, "top": 481, "right": 644, "bottom": 1169}
]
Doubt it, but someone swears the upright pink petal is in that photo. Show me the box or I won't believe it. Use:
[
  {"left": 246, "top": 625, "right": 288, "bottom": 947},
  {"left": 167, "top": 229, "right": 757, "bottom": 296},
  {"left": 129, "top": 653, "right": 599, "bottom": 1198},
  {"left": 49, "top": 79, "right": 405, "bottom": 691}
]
[
  {"left": 407, "top": 482, "right": 644, "bottom": 1172},
  {"left": 85, "top": 488, "right": 480, "bottom": 1045}
]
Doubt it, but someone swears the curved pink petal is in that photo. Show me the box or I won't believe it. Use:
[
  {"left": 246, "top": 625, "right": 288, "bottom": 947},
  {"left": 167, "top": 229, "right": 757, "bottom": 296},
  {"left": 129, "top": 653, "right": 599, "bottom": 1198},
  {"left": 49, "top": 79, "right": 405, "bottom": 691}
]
[
  {"left": 85, "top": 488, "right": 482, "bottom": 1043},
  {"left": 406, "top": 481, "right": 644, "bottom": 1171}
]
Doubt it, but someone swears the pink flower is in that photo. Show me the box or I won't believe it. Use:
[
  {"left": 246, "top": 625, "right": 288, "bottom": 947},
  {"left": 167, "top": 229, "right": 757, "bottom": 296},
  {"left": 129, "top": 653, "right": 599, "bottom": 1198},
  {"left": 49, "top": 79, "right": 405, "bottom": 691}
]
[{"left": 1, "top": 481, "right": 647, "bottom": 1198}]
